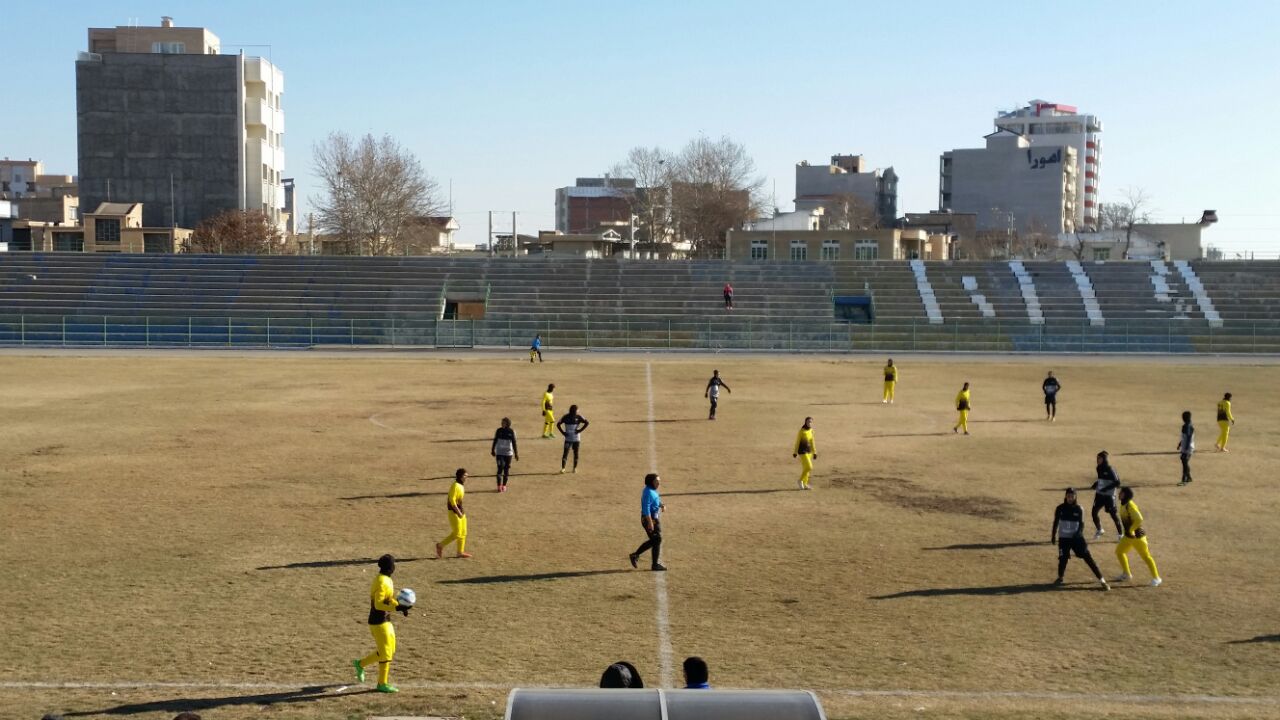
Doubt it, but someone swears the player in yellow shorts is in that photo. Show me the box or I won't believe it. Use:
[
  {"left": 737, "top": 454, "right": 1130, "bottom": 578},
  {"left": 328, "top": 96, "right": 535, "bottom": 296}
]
[
  {"left": 436, "top": 468, "right": 471, "bottom": 558},
  {"left": 1113, "top": 487, "right": 1162, "bottom": 587},
  {"left": 882, "top": 359, "right": 898, "bottom": 403},
  {"left": 541, "top": 383, "right": 556, "bottom": 438},
  {"left": 953, "top": 382, "right": 971, "bottom": 435},
  {"left": 352, "top": 554, "right": 411, "bottom": 693},
  {"left": 1215, "top": 392, "right": 1235, "bottom": 452},
  {"left": 793, "top": 417, "right": 817, "bottom": 490}
]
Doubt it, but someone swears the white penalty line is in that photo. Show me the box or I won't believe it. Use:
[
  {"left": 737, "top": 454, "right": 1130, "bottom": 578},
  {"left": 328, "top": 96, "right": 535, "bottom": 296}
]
[
  {"left": 645, "top": 361, "right": 675, "bottom": 690},
  {"left": 2, "top": 681, "right": 1276, "bottom": 706}
]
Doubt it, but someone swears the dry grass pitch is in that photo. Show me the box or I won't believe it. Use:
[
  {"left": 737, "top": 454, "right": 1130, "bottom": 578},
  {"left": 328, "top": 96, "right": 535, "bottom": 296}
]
[{"left": 2, "top": 350, "right": 1279, "bottom": 720}]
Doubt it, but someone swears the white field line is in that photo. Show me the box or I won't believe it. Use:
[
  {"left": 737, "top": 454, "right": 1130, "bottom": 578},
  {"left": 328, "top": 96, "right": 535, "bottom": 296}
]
[
  {"left": 1, "top": 681, "right": 1276, "bottom": 706},
  {"left": 645, "top": 361, "right": 675, "bottom": 689}
]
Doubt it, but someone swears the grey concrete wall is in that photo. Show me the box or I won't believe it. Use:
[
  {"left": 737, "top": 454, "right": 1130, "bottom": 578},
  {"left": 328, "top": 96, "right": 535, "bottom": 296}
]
[
  {"left": 77, "top": 53, "right": 241, "bottom": 229},
  {"left": 795, "top": 165, "right": 896, "bottom": 227},
  {"left": 942, "top": 140, "right": 1071, "bottom": 233}
]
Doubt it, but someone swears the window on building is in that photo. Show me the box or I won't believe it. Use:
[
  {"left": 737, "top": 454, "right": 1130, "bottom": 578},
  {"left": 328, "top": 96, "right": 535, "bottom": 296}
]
[
  {"left": 789, "top": 240, "right": 808, "bottom": 262},
  {"left": 96, "top": 218, "right": 121, "bottom": 244},
  {"left": 152, "top": 42, "right": 186, "bottom": 54},
  {"left": 821, "top": 239, "right": 840, "bottom": 261},
  {"left": 143, "top": 233, "right": 173, "bottom": 253},
  {"left": 1092, "top": 247, "right": 1111, "bottom": 261},
  {"left": 854, "top": 240, "right": 879, "bottom": 261},
  {"left": 53, "top": 233, "right": 84, "bottom": 252},
  {"left": 749, "top": 239, "right": 768, "bottom": 261}
]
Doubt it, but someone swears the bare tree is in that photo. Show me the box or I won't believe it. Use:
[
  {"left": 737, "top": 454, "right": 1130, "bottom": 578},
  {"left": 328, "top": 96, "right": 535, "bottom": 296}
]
[
  {"left": 822, "top": 192, "right": 879, "bottom": 231},
  {"left": 312, "top": 132, "right": 445, "bottom": 256},
  {"left": 1017, "top": 217, "right": 1059, "bottom": 259},
  {"left": 1099, "top": 187, "right": 1152, "bottom": 259},
  {"left": 609, "top": 146, "right": 676, "bottom": 244},
  {"left": 668, "top": 136, "right": 765, "bottom": 258},
  {"left": 184, "top": 209, "right": 284, "bottom": 254}
]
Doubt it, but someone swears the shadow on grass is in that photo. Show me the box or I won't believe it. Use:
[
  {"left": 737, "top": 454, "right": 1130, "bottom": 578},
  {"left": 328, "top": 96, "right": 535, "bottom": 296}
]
[
  {"left": 256, "top": 557, "right": 427, "bottom": 571},
  {"left": 980, "top": 418, "right": 1044, "bottom": 423},
  {"left": 871, "top": 582, "right": 1117, "bottom": 599},
  {"left": 431, "top": 437, "right": 491, "bottom": 444},
  {"left": 864, "top": 432, "right": 954, "bottom": 438},
  {"left": 923, "top": 541, "right": 1043, "bottom": 551},
  {"left": 438, "top": 569, "right": 631, "bottom": 585},
  {"left": 663, "top": 488, "right": 797, "bottom": 497},
  {"left": 63, "top": 684, "right": 363, "bottom": 716},
  {"left": 1115, "top": 451, "right": 1180, "bottom": 456},
  {"left": 1226, "top": 634, "right": 1280, "bottom": 645},
  {"left": 341, "top": 490, "right": 448, "bottom": 500}
]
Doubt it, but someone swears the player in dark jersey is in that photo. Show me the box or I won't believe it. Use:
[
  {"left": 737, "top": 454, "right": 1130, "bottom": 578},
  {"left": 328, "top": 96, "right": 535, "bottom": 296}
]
[
  {"left": 491, "top": 417, "right": 519, "bottom": 492},
  {"left": 704, "top": 370, "right": 731, "bottom": 420},
  {"left": 1050, "top": 488, "right": 1108, "bottom": 590},
  {"left": 1042, "top": 371, "right": 1061, "bottom": 421},
  {"left": 1091, "top": 450, "right": 1123, "bottom": 539},
  {"left": 557, "top": 405, "right": 590, "bottom": 474}
]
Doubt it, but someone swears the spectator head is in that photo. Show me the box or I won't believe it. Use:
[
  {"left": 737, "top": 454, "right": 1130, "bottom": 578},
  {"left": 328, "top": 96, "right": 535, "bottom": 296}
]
[
  {"left": 1047, "top": 370, "right": 1054, "bottom": 378},
  {"left": 569, "top": 404, "right": 579, "bottom": 416},
  {"left": 644, "top": 473, "right": 660, "bottom": 489},
  {"left": 1224, "top": 392, "right": 1232, "bottom": 401},
  {"left": 600, "top": 661, "right": 644, "bottom": 688},
  {"left": 455, "top": 467, "right": 468, "bottom": 484},
  {"left": 682, "top": 656, "right": 709, "bottom": 688},
  {"left": 712, "top": 369, "right": 719, "bottom": 376},
  {"left": 1119, "top": 486, "right": 1134, "bottom": 504},
  {"left": 1063, "top": 487, "right": 1077, "bottom": 504},
  {"left": 1097, "top": 450, "right": 1108, "bottom": 464},
  {"left": 1182, "top": 410, "right": 1192, "bottom": 423},
  {"left": 501, "top": 417, "right": 511, "bottom": 428},
  {"left": 802, "top": 416, "right": 813, "bottom": 429},
  {"left": 962, "top": 381, "right": 970, "bottom": 390},
  {"left": 547, "top": 383, "right": 555, "bottom": 392},
  {"left": 887, "top": 358, "right": 893, "bottom": 366}
]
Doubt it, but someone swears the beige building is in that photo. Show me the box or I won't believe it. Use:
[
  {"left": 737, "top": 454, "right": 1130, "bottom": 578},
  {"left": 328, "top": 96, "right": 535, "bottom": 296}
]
[
  {"left": 725, "top": 228, "right": 952, "bottom": 262},
  {"left": 88, "top": 17, "right": 220, "bottom": 55},
  {"left": 15, "top": 202, "right": 191, "bottom": 253},
  {"left": 528, "top": 229, "right": 625, "bottom": 258},
  {"left": 1061, "top": 215, "right": 1213, "bottom": 261},
  {"left": 1, "top": 159, "right": 80, "bottom": 224}
]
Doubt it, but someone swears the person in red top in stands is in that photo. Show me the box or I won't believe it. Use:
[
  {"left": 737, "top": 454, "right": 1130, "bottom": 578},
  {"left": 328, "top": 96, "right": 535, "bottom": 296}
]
[{"left": 723, "top": 283, "right": 734, "bottom": 310}]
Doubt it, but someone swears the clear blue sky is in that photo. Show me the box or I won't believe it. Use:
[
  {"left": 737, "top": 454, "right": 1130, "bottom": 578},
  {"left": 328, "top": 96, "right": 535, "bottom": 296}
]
[{"left": 4, "top": 0, "right": 1278, "bottom": 255}]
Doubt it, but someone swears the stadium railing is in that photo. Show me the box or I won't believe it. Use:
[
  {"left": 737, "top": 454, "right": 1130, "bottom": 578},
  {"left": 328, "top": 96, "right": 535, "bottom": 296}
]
[{"left": 1, "top": 315, "right": 1279, "bottom": 353}]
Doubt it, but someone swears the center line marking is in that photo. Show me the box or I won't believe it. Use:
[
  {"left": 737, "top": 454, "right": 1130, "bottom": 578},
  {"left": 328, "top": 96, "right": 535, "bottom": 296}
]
[{"left": 645, "top": 361, "right": 675, "bottom": 689}]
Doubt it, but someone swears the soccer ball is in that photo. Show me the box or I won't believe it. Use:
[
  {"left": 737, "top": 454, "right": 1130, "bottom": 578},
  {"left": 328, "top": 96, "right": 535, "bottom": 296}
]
[{"left": 395, "top": 587, "right": 416, "bottom": 608}]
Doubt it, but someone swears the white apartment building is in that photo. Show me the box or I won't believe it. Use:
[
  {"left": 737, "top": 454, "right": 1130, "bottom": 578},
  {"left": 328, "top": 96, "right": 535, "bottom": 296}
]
[
  {"left": 243, "top": 56, "right": 286, "bottom": 229},
  {"left": 994, "top": 100, "right": 1101, "bottom": 229}
]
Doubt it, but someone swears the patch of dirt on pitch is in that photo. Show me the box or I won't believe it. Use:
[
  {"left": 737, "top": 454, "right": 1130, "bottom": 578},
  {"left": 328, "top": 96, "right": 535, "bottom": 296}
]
[
  {"left": 29, "top": 444, "right": 66, "bottom": 456},
  {"left": 830, "top": 473, "right": 1014, "bottom": 520}
]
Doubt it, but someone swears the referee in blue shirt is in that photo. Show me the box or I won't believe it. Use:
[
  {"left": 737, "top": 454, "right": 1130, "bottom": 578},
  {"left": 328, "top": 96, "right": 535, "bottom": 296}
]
[{"left": 629, "top": 473, "right": 666, "bottom": 571}]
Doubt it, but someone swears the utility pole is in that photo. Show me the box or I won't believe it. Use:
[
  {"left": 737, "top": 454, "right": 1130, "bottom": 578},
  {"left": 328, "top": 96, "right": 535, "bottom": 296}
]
[
  {"left": 511, "top": 210, "right": 517, "bottom": 258},
  {"left": 487, "top": 211, "right": 493, "bottom": 257}
]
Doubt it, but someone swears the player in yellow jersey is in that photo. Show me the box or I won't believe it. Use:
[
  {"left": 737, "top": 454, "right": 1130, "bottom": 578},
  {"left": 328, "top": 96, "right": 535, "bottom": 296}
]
[
  {"left": 1113, "top": 487, "right": 1162, "bottom": 587},
  {"left": 436, "top": 468, "right": 472, "bottom": 559},
  {"left": 792, "top": 417, "right": 817, "bottom": 490},
  {"left": 541, "top": 383, "right": 556, "bottom": 438},
  {"left": 882, "top": 359, "right": 898, "bottom": 403},
  {"left": 953, "top": 382, "right": 971, "bottom": 435},
  {"left": 352, "top": 554, "right": 411, "bottom": 693},
  {"left": 1215, "top": 392, "right": 1235, "bottom": 452}
]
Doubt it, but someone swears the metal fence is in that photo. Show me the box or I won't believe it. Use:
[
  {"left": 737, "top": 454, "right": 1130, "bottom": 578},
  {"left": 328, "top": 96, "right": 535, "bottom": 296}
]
[{"left": 2, "top": 314, "right": 1280, "bottom": 353}]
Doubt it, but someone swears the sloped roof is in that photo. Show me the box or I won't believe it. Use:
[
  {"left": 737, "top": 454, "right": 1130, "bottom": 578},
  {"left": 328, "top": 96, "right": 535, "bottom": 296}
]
[{"left": 92, "top": 202, "right": 140, "bottom": 215}]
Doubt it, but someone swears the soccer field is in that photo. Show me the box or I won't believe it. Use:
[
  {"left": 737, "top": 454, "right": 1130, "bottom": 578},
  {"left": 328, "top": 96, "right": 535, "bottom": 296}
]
[{"left": 3, "top": 350, "right": 1279, "bottom": 720}]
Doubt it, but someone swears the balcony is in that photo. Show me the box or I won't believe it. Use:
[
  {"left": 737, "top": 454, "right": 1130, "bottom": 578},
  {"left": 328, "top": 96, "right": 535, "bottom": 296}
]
[
  {"left": 242, "top": 56, "right": 283, "bottom": 87},
  {"left": 245, "top": 99, "right": 284, "bottom": 131}
]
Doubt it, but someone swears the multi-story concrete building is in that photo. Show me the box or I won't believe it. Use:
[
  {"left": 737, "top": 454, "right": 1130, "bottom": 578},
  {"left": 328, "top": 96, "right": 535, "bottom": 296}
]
[
  {"left": 76, "top": 17, "right": 286, "bottom": 233},
  {"left": 726, "top": 228, "right": 950, "bottom": 262},
  {"left": 794, "top": 155, "right": 898, "bottom": 229},
  {"left": 554, "top": 177, "right": 635, "bottom": 233},
  {"left": 0, "top": 159, "right": 80, "bottom": 225},
  {"left": 939, "top": 129, "right": 1078, "bottom": 235},
  {"left": 994, "top": 100, "right": 1101, "bottom": 229}
]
